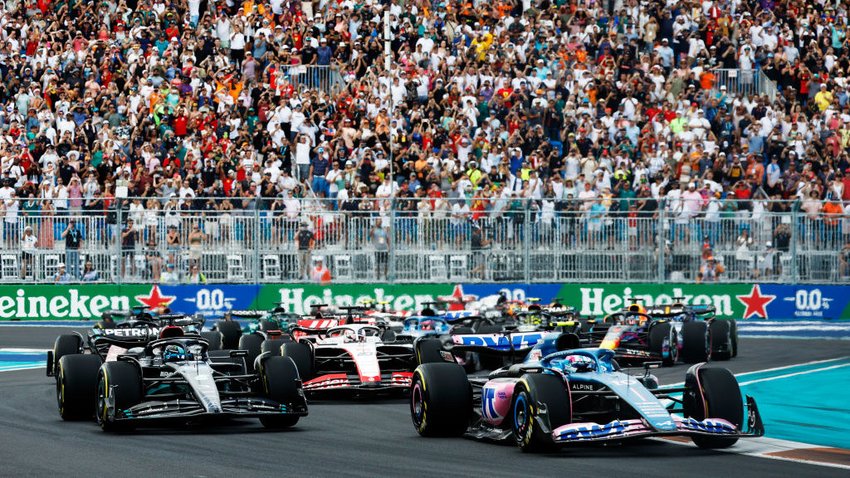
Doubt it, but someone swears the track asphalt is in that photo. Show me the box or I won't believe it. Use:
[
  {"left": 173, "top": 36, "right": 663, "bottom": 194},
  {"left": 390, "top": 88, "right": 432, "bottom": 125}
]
[{"left": 0, "top": 327, "right": 848, "bottom": 477}]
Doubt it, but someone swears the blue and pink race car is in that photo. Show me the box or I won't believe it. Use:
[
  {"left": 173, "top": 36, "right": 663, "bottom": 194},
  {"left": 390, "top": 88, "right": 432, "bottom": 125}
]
[{"left": 410, "top": 333, "right": 763, "bottom": 452}]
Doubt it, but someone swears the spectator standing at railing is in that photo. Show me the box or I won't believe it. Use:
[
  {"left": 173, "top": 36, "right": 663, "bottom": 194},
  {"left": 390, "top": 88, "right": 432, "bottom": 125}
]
[
  {"left": 3, "top": 192, "right": 19, "bottom": 249},
  {"left": 121, "top": 219, "right": 138, "bottom": 279},
  {"left": 297, "top": 221, "right": 315, "bottom": 280},
  {"left": 61, "top": 219, "right": 83, "bottom": 281},
  {"left": 20, "top": 226, "right": 36, "bottom": 280},
  {"left": 371, "top": 218, "right": 390, "bottom": 281}
]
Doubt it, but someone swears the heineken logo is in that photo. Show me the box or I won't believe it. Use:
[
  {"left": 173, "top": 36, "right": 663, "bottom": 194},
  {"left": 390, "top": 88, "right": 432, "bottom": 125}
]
[
  {"left": 578, "top": 287, "right": 734, "bottom": 317},
  {"left": 275, "top": 287, "right": 437, "bottom": 315},
  {"left": 0, "top": 288, "right": 130, "bottom": 320}
]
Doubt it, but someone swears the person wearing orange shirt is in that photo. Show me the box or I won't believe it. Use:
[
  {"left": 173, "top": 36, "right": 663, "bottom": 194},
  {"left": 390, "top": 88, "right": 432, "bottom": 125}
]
[
  {"left": 311, "top": 256, "right": 332, "bottom": 284},
  {"left": 746, "top": 156, "right": 765, "bottom": 185}
]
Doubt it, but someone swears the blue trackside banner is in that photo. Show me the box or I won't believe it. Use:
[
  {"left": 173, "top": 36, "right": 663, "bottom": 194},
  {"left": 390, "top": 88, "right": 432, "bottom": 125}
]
[{"left": 2, "top": 283, "right": 849, "bottom": 322}]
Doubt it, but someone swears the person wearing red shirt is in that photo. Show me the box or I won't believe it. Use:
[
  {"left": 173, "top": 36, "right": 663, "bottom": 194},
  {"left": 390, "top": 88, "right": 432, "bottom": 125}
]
[{"left": 173, "top": 111, "right": 188, "bottom": 136}]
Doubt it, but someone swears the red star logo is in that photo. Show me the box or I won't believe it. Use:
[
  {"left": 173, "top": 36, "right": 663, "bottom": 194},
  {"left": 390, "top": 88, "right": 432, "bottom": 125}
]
[
  {"left": 135, "top": 285, "right": 176, "bottom": 310},
  {"left": 437, "top": 285, "right": 478, "bottom": 311},
  {"left": 736, "top": 285, "right": 776, "bottom": 319}
]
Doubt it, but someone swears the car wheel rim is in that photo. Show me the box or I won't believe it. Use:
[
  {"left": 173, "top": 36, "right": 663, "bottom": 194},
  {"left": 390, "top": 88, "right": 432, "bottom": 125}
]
[
  {"left": 514, "top": 392, "right": 530, "bottom": 438},
  {"left": 97, "top": 378, "right": 107, "bottom": 424},
  {"left": 57, "top": 368, "right": 64, "bottom": 414},
  {"left": 671, "top": 331, "right": 678, "bottom": 362},
  {"left": 411, "top": 382, "right": 424, "bottom": 425}
]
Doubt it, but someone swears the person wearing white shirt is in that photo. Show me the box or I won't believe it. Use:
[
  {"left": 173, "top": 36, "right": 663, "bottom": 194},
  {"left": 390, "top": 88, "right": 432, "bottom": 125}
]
[
  {"left": 375, "top": 177, "right": 397, "bottom": 199},
  {"left": 294, "top": 134, "right": 312, "bottom": 182}
]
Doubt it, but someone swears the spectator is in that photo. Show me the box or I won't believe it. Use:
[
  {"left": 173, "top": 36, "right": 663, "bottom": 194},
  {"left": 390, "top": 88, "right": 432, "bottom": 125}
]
[
  {"left": 837, "top": 239, "right": 850, "bottom": 278},
  {"left": 61, "top": 219, "right": 83, "bottom": 280},
  {"left": 296, "top": 221, "right": 315, "bottom": 280},
  {"left": 187, "top": 224, "right": 207, "bottom": 268},
  {"left": 371, "top": 218, "right": 390, "bottom": 280},
  {"left": 54, "top": 263, "right": 71, "bottom": 284},
  {"left": 81, "top": 262, "right": 99, "bottom": 282},
  {"left": 186, "top": 265, "right": 207, "bottom": 285},
  {"left": 310, "top": 256, "right": 331, "bottom": 284},
  {"left": 470, "top": 224, "right": 490, "bottom": 279},
  {"left": 161, "top": 264, "right": 181, "bottom": 285},
  {"left": 121, "top": 219, "right": 138, "bottom": 278},
  {"left": 146, "top": 240, "right": 163, "bottom": 282},
  {"left": 20, "top": 226, "right": 36, "bottom": 279}
]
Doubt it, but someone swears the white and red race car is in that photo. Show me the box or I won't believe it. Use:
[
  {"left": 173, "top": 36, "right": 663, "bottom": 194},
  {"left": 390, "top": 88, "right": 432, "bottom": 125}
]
[{"left": 277, "top": 323, "right": 421, "bottom": 395}]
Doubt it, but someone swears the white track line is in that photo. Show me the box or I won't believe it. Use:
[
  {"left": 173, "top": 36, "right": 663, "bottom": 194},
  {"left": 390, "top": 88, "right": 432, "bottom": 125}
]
[
  {"left": 659, "top": 356, "right": 850, "bottom": 389},
  {"left": 0, "top": 348, "right": 50, "bottom": 353},
  {"left": 0, "top": 365, "right": 44, "bottom": 373},
  {"left": 732, "top": 356, "right": 850, "bottom": 378},
  {"left": 738, "top": 363, "right": 850, "bottom": 386}
]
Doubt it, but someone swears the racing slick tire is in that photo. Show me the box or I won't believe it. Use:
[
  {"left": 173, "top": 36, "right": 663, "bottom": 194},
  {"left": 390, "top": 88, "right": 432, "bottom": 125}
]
[
  {"left": 200, "top": 331, "right": 223, "bottom": 351},
  {"left": 216, "top": 320, "right": 243, "bottom": 349},
  {"left": 238, "top": 333, "right": 264, "bottom": 372},
  {"left": 680, "top": 321, "right": 710, "bottom": 364},
  {"left": 258, "top": 320, "right": 279, "bottom": 332},
  {"left": 684, "top": 366, "right": 743, "bottom": 449},
  {"left": 259, "top": 356, "right": 302, "bottom": 429},
  {"left": 53, "top": 334, "right": 83, "bottom": 372},
  {"left": 512, "top": 373, "right": 572, "bottom": 453},
  {"left": 709, "top": 320, "right": 733, "bottom": 361},
  {"left": 648, "top": 322, "right": 678, "bottom": 366},
  {"left": 414, "top": 338, "right": 445, "bottom": 365},
  {"left": 730, "top": 320, "right": 739, "bottom": 357},
  {"left": 56, "top": 354, "right": 102, "bottom": 420},
  {"left": 280, "top": 342, "right": 314, "bottom": 380},
  {"left": 410, "top": 363, "right": 472, "bottom": 437},
  {"left": 262, "top": 339, "right": 286, "bottom": 357},
  {"left": 97, "top": 361, "right": 142, "bottom": 432}
]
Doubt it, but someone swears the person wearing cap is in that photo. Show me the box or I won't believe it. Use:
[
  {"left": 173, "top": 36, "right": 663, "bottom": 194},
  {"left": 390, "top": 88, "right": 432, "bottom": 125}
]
[
  {"left": 61, "top": 219, "right": 84, "bottom": 280},
  {"left": 310, "top": 256, "right": 331, "bottom": 284},
  {"left": 161, "top": 262, "right": 180, "bottom": 284},
  {"left": 814, "top": 83, "right": 833, "bottom": 112},
  {"left": 54, "top": 262, "right": 71, "bottom": 284},
  {"left": 297, "top": 221, "right": 315, "bottom": 280},
  {"left": 20, "top": 225, "right": 37, "bottom": 279}
]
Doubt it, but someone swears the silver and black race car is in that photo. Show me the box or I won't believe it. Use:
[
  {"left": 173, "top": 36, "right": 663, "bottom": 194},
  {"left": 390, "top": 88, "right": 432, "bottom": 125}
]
[{"left": 51, "top": 324, "right": 308, "bottom": 431}]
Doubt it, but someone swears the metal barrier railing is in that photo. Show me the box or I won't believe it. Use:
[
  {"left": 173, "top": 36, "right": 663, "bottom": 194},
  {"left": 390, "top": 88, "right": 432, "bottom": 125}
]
[
  {"left": 286, "top": 65, "right": 345, "bottom": 95},
  {"left": 711, "top": 68, "right": 777, "bottom": 101},
  {"left": 0, "top": 198, "right": 845, "bottom": 284}
]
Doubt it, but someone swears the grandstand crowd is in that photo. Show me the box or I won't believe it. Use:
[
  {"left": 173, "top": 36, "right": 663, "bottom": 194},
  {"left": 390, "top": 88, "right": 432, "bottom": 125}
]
[{"left": 1, "top": 0, "right": 850, "bottom": 248}]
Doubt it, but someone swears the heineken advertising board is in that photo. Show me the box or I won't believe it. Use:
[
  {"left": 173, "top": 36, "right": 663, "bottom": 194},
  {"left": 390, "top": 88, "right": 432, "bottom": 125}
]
[{"left": 1, "top": 283, "right": 848, "bottom": 321}]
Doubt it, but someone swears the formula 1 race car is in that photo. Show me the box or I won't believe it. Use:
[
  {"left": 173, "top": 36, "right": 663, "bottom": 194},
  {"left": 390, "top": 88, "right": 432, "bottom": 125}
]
[
  {"left": 586, "top": 299, "right": 737, "bottom": 367},
  {"left": 410, "top": 335, "right": 763, "bottom": 452},
  {"left": 46, "top": 312, "right": 208, "bottom": 376},
  {"left": 271, "top": 323, "right": 425, "bottom": 395},
  {"left": 53, "top": 325, "right": 307, "bottom": 431}
]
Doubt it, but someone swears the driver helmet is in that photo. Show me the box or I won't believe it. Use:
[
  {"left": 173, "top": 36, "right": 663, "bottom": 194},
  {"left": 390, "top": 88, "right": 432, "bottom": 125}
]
[
  {"left": 420, "top": 319, "right": 434, "bottom": 331},
  {"left": 163, "top": 344, "right": 191, "bottom": 362},
  {"left": 628, "top": 303, "right": 646, "bottom": 315}
]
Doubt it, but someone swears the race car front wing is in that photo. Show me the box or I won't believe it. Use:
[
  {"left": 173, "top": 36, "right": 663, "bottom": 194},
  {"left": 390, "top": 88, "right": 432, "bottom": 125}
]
[{"left": 547, "top": 395, "right": 764, "bottom": 444}]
